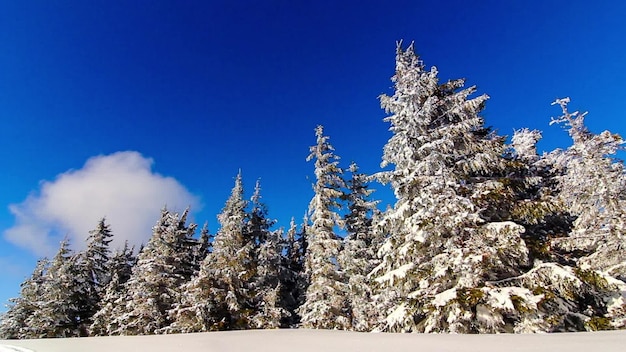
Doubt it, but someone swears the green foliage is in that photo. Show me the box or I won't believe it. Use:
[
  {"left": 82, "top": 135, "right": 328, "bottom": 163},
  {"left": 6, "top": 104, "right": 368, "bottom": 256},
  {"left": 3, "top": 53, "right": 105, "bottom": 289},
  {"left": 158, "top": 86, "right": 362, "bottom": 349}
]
[
  {"left": 509, "top": 295, "right": 531, "bottom": 315},
  {"left": 574, "top": 268, "right": 610, "bottom": 291},
  {"left": 523, "top": 236, "right": 552, "bottom": 261},
  {"left": 531, "top": 286, "right": 557, "bottom": 303},
  {"left": 456, "top": 288, "right": 485, "bottom": 309},
  {"left": 585, "top": 316, "right": 613, "bottom": 331}
]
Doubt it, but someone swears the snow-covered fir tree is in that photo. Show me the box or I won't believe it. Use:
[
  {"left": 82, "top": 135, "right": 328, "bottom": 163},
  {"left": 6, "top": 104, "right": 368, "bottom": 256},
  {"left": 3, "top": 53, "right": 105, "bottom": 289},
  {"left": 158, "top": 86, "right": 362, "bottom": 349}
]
[
  {"left": 247, "top": 180, "right": 289, "bottom": 328},
  {"left": 547, "top": 98, "right": 626, "bottom": 279},
  {"left": 110, "top": 208, "right": 197, "bottom": 335},
  {"left": 81, "top": 218, "right": 114, "bottom": 288},
  {"left": 251, "top": 227, "right": 287, "bottom": 329},
  {"left": 372, "top": 42, "right": 515, "bottom": 332},
  {"left": 298, "top": 125, "right": 351, "bottom": 329},
  {"left": 511, "top": 128, "right": 542, "bottom": 161},
  {"left": 168, "top": 172, "right": 256, "bottom": 332},
  {"left": 278, "top": 217, "right": 309, "bottom": 327},
  {"left": 89, "top": 241, "right": 136, "bottom": 336},
  {"left": 372, "top": 43, "right": 626, "bottom": 333},
  {"left": 339, "top": 162, "right": 383, "bottom": 331},
  {"left": 0, "top": 258, "right": 48, "bottom": 339},
  {"left": 73, "top": 218, "right": 114, "bottom": 334},
  {"left": 194, "top": 222, "right": 212, "bottom": 272},
  {"left": 247, "top": 180, "right": 275, "bottom": 246},
  {"left": 24, "top": 239, "right": 83, "bottom": 338},
  {"left": 505, "top": 128, "right": 571, "bottom": 264}
]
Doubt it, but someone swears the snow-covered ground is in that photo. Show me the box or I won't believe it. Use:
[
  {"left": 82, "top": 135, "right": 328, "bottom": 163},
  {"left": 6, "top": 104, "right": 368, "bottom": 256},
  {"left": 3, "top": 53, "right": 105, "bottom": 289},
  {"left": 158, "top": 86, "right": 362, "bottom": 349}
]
[{"left": 1, "top": 329, "right": 625, "bottom": 352}]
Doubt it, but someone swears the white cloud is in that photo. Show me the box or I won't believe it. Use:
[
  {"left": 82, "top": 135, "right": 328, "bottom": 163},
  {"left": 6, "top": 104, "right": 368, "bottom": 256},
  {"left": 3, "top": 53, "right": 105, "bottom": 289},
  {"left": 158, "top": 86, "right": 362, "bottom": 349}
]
[{"left": 4, "top": 151, "right": 200, "bottom": 257}]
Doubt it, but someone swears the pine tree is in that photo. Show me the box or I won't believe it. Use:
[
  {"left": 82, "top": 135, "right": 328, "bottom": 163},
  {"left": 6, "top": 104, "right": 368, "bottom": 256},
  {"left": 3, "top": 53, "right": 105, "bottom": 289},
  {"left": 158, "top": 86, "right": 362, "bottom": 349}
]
[
  {"left": 81, "top": 218, "right": 114, "bottom": 288},
  {"left": 74, "top": 218, "right": 114, "bottom": 334},
  {"left": 547, "top": 98, "right": 626, "bottom": 279},
  {"left": 174, "top": 208, "right": 201, "bottom": 282},
  {"left": 168, "top": 172, "right": 255, "bottom": 332},
  {"left": 372, "top": 43, "right": 530, "bottom": 332},
  {"left": 111, "top": 208, "right": 197, "bottom": 335},
  {"left": 247, "top": 180, "right": 275, "bottom": 245},
  {"left": 298, "top": 125, "right": 351, "bottom": 329},
  {"left": 339, "top": 162, "right": 382, "bottom": 331},
  {"left": 278, "top": 217, "right": 308, "bottom": 327},
  {"left": 0, "top": 258, "right": 48, "bottom": 339},
  {"left": 89, "top": 241, "right": 135, "bottom": 336},
  {"left": 506, "top": 128, "right": 571, "bottom": 264},
  {"left": 371, "top": 44, "right": 626, "bottom": 333},
  {"left": 247, "top": 180, "right": 287, "bottom": 329},
  {"left": 25, "top": 239, "right": 83, "bottom": 338},
  {"left": 252, "top": 228, "right": 287, "bottom": 329},
  {"left": 194, "top": 222, "right": 212, "bottom": 272}
]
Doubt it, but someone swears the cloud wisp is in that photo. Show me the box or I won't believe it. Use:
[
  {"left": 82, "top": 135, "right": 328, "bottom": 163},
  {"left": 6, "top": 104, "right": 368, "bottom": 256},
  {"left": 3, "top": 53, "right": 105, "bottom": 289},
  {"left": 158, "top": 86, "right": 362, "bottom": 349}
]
[{"left": 4, "top": 151, "right": 200, "bottom": 257}]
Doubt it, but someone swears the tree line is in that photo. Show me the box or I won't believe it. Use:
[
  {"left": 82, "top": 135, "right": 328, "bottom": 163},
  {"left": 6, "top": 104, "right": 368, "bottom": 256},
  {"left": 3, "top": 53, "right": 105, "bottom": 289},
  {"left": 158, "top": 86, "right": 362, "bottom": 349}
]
[{"left": 1, "top": 43, "right": 625, "bottom": 338}]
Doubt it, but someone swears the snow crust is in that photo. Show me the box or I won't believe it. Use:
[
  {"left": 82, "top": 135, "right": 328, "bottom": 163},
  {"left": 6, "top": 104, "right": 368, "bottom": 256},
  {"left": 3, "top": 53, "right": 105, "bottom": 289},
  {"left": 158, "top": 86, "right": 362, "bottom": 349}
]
[
  {"left": 2, "top": 329, "right": 626, "bottom": 352},
  {"left": 0, "top": 346, "right": 33, "bottom": 352}
]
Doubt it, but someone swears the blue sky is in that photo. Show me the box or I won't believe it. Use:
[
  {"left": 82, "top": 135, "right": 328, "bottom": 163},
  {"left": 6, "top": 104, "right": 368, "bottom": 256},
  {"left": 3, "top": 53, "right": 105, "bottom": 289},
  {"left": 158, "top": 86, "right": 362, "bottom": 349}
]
[{"left": 1, "top": 0, "right": 625, "bottom": 310}]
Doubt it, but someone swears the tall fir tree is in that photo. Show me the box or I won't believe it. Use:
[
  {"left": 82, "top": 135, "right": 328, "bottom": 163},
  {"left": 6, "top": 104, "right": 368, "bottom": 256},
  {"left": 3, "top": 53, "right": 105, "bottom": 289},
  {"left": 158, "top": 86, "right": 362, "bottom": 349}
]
[
  {"left": 25, "top": 239, "right": 83, "bottom": 338},
  {"left": 73, "top": 218, "right": 114, "bottom": 334},
  {"left": 247, "top": 180, "right": 275, "bottom": 245},
  {"left": 279, "top": 217, "right": 308, "bottom": 327},
  {"left": 168, "top": 172, "right": 256, "bottom": 332},
  {"left": 89, "top": 241, "right": 136, "bottom": 336},
  {"left": 543, "top": 98, "right": 626, "bottom": 280},
  {"left": 298, "top": 125, "right": 351, "bottom": 329},
  {"left": 194, "top": 222, "right": 212, "bottom": 272},
  {"left": 251, "top": 227, "right": 287, "bottom": 328},
  {"left": 372, "top": 43, "right": 626, "bottom": 333},
  {"left": 81, "top": 218, "right": 114, "bottom": 288},
  {"left": 247, "top": 180, "right": 288, "bottom": 328},
  {"left": 372, "top": 43, "right": 532, "bottom": 332},
  {"left": 110, "top": 208, "right": 197, "bottom": 335},
  {"left": 0, "top": 258, "right": 48, "bottom": 339},
  {"left": 505, "top": 128, "right": 571, "bottom": 264},
  {"left": 339, "top": 162, "right": 383, "bottom": 331}
]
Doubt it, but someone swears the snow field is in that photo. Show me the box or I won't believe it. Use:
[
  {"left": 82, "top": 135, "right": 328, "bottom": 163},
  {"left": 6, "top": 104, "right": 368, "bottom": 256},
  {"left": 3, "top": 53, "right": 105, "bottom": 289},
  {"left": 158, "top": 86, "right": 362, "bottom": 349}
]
[
  {"left": 2, "top": 329, "right": 626, "bottom": 352},
  {"left": 0, "top": 346, "right": 33, "bottom": 352}
]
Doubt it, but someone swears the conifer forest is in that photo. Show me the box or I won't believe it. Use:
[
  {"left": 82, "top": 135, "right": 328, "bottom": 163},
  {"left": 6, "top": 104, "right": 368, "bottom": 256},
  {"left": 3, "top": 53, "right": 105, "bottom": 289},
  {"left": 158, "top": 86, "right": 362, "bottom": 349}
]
[{"left": 2, "top": 44, "right": 625, "bottom": 338}]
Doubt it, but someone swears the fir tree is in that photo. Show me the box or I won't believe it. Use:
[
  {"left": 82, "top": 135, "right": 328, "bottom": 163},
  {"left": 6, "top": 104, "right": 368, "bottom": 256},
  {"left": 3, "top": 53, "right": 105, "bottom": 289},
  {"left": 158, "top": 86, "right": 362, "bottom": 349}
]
[
  {"left": 194, "top": 222, "right": 212, "bottom": 272},
  {"left": 372, "top": 43, "right": 626, "bottom": 333},
  {"left": 298, "top": 125, "right": 351, "bottom": 329},
  {"left": 89, "top": 241, "right": 136, "bottom": 336},
  {"left": 547, "top": 98, "right": 626, "bottom": 279},
  {"left": 81, "top": 218, "right": 114, "bottom": 288},
  {"left": 339, "top": 162, "right": 382, "bottom": 331},
  {"left": 74, "top": 218, "right": 114, "bottom": 334},
  {"left": 111, "top": 208, "right": 197, "bottom": 335},
  {"left": 247, "top": 180, "right": 287, "bottom": 329},
  {"left": 25, "top": 239, "right": 83, "bottom": 338},
  {"left": 372, "top": 43, "right": 530, "bottom": 332},
  {"left": 252, "top": 227, "right": 287, "bottom": 328},
  {"left": 279, "top": 217, "right": 308, "bottom": 327},
  {"left": 168, "top": 172, "right": 255, "bottom": 332},
  {"left": 506, "top": 128, "right": 571, "bottom": 264},
  {"left": 247, "top": 180, "right": 275, "bottom": 245},
  {"left": 0, "top": 258, "right": 48, "bottom": 339}
]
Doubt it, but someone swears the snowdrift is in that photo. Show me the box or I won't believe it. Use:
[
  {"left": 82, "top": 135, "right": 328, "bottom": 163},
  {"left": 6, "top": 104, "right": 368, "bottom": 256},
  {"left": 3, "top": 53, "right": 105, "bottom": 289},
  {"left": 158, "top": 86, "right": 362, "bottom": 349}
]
[{"left": 2, "top": 329, "right": 625, "bottom": 352}]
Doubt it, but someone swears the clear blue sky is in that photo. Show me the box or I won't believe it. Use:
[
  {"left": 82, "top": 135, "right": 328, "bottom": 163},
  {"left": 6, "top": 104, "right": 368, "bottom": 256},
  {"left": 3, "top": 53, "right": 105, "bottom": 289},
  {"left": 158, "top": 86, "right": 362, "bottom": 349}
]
[{"left": 1, "top": 0, "right": 625, "bottom": 310}]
